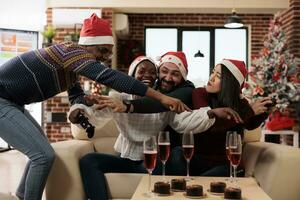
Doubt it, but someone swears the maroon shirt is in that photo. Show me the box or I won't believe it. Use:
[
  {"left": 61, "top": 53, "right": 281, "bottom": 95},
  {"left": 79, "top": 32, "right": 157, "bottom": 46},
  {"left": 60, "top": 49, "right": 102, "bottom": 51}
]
[{"left": 192, "top": 87, "right": 267, "bottom": 165}]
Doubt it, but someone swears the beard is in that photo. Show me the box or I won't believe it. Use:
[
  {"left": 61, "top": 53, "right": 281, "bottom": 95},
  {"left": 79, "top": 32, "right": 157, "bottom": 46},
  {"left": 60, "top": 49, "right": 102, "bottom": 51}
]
[{"left": 159, "top": 78, "right": 176, "bottom": 93}]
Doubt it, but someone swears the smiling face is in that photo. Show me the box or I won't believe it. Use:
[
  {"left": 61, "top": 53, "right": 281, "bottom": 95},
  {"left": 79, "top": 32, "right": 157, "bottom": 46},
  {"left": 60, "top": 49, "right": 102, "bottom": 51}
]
[
  {"left": 205, "top": 64, "right": 222, "bottom": 93},
  {"left": 158, "top": 62, "right": 183, "bottom": 92},
  {"left": 134, "top": 60, "right": 157, "bottom": 87}
]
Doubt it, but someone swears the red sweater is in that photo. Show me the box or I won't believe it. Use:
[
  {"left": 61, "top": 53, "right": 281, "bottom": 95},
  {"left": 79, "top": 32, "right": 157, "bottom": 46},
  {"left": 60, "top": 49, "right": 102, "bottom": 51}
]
[{"left": 192, "top": 87, "right": 267, "bottom": 164}]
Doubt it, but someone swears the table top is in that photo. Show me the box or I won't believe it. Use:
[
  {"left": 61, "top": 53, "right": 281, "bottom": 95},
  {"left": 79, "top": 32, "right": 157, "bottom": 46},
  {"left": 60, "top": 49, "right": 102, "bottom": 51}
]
[{"left": 131, "top": 175, "right": 272, "bottom": 200}]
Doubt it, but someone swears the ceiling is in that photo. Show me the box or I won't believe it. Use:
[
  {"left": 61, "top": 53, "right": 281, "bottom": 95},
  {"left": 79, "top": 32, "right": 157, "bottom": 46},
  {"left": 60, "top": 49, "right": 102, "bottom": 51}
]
[{"left": 46, "top": 0, "right": 289, "bottom": 14}]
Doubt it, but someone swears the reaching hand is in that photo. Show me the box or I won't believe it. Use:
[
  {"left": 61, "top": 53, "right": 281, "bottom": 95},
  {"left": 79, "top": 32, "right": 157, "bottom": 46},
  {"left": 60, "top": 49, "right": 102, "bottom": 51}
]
[
  {"left": 68, "top": 108, "right": 85, "bottom": 123},
  {"left": 145, "top": 88, "right": 191, "bottom": 113},
  {"left": 160, "top": 95, "right": 191, "bottom": 113},
  {"left": 209, "top": 108, "right": 244, "bottom": 123},
  {"left": 95, "top": 96, "right": 127, "bottom": 112},
  {"left": 84, "top": 94, "right": 103, "bottom": 106},
  {"left": 250, "top": 97, "right": 273, "bottom": 115}
]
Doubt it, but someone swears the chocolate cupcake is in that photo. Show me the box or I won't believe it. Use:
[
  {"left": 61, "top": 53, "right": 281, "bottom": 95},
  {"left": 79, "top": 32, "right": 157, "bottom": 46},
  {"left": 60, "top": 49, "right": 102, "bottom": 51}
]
[
  {"left": 171, "top": 178, "right": 186, "bottom": 191},
  {"left": 224, "top": 187, "right": 242, "bottom": 199},
  {"left": 153, "top": 181, "right": 171, "bottom": 194},
  {"left": 210, "top": 181, "right": 226, "bottom": 193},
  {"left": 186, "top": 184, "right": 203, "bottom": 196}
]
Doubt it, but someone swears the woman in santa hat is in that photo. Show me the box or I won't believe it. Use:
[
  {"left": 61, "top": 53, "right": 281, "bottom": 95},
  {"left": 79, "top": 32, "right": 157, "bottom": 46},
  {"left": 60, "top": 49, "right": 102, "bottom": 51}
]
[{"left": 169, "top": 59, "right": 273, "bottom": 177}]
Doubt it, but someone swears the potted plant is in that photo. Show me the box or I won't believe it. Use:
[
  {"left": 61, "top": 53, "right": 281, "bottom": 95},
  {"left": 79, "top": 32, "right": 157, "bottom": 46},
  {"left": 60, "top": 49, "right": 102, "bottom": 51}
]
[{"left": 42, "top": 25, "right": 56, "bottom": 44}]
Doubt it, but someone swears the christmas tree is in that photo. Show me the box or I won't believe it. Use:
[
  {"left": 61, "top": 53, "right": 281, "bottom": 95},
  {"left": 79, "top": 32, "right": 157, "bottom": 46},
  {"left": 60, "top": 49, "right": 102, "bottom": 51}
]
[{"left": 244, "top": 13, "right": 300, "bottom": 111}]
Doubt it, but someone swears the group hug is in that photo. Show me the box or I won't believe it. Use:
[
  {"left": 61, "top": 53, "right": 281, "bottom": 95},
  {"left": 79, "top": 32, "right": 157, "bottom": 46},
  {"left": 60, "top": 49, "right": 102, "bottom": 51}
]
[{"left": 0, "top": 13, "right": 272, "bottom": 200}]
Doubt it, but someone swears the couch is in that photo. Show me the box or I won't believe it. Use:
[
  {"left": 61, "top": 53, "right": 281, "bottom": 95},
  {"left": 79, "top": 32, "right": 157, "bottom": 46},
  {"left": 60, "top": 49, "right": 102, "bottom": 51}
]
[{"left": 1, "top": 119, "right": 300, "bottom": 200}]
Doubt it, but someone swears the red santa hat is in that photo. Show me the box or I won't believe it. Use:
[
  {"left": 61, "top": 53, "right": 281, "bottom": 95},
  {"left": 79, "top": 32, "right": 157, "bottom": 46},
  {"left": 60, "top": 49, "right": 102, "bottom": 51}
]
[
  {"left": 218, "top": 59, "right": 248, "bottom": 87},
  {"left": 78, "top": 13, "right": 114, "bottom": 46},
  {"left": 128, "top": 56, "right": 157, "bottom": 77},
  {"left": 158, "top": 51, "right": 188, "bottom": 80}
]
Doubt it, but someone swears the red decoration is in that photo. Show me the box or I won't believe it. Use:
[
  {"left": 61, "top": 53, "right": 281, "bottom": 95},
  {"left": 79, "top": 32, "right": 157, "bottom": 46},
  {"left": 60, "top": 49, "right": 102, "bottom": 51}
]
[{"left": 266, "top": 111, "right": 295, "bottom": 131}]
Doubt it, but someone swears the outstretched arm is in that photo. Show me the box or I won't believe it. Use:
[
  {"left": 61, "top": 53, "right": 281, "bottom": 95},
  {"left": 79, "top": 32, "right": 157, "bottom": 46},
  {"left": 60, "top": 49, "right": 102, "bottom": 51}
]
[
  {"left": 68, "top": 103, "right": 114, "bottom": 130},
  {"left": 70, "top": 61, "right": 189, "bottom": 113},
  {"left": 130, "top": 86, "right": 194, "bottom": 113},
  {"left": 169, "top": 107, "right": 215, "bottom": 133},
  {"left": 169, "top": 107, "right": 243, "bottom": 134},
  {"left": 91, "top": 94, "right": 190, "bottom": 114}
]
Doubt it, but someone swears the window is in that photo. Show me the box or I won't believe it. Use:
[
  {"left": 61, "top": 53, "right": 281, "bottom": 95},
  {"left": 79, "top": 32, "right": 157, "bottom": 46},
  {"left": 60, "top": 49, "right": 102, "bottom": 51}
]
[
  {"left": 182, "top": 30, "right": 211, "bottom": 87},
  {"left": 145, "top": 27, "right": 248, "bottom": 87},
  {"left": 145, "top": 28, "right": 177, "bottom": 59},
  {"left": 215, "top": 28, "right": 247, "bottom": 64}
]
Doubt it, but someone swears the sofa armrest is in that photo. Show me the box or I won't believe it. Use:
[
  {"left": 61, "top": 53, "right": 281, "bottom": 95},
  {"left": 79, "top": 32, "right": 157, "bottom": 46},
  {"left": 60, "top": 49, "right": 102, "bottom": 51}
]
[
  {"left": 46, "top": 140, "right": 94, "bottom": 200},
  {"left": 243, "top": 142, "right": 300, "bottom": 200}
]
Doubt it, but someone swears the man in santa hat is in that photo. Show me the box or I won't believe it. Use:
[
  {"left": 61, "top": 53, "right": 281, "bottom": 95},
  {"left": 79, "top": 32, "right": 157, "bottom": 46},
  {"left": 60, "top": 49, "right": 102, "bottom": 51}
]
[
  {"left": 97, "top": 51, "right": 195, "bottom": 149},
  {"left": 125, "top": 51, "right": 194, "bottom": 113},
  {"left": 117, "top": 51, "right": 196, "bottom": 159},
  {"left": 0, "top": 13, "right": 187, "bottom": 200}
]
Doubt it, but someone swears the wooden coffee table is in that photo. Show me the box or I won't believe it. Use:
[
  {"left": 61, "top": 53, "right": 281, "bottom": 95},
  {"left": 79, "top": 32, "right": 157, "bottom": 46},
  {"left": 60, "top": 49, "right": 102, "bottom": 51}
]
[{"left": 131, "top": 175, "right": 271, "bottom": 200}]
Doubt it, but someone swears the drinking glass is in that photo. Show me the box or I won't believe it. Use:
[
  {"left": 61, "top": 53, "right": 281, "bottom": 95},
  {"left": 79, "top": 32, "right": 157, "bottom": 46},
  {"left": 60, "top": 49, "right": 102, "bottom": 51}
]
[
  {"left": 229, "top": 133, "right": 242, "bottom": 184},
  {"left": 158, "top": 131, "right": 170, "bottom": 181},
  {"left": 225, "top": 131, "right": 236, "bottom": 182},
  {"left": 182, "top": 131, "right": 194, "bottom": 181},
  {"left": 143, "top": 136, "right": 158, "bottom": 197}
]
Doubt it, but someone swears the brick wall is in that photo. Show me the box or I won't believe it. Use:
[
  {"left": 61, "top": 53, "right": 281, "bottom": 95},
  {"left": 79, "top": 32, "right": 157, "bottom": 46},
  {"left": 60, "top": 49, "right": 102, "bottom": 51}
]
[
  {"left": 281, "top": 0, "right": 300, "bottom": 58},
  {"left": 115, "top": 13, "right": 273, "bottom": 71},
  {"left": 44, "top": 96, "right": 72, "bottom": 142},
  {"left": 44, "top": 6, "right": 298, "bottom": 142}
]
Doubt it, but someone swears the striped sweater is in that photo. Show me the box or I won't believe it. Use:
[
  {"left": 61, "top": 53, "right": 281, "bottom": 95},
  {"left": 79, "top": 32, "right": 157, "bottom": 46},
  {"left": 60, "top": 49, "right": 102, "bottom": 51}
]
[{"left": 0, "top": 42, "right": 147, "bottom": 106}]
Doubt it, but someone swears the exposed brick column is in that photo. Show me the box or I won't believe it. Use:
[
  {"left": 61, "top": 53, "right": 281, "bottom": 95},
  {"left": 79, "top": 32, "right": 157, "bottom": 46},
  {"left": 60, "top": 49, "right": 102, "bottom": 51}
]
[
  {"left": 288, "top": 0, "right": 300, "bottom": 58},
  {"left": 46, "top": 8, "right": 53, "bottom": 25},
  {"left": 280, "top": 0, "right": 300, "bottom": 58},
  {"left": 279, "top": 0, "right": 300, "bottom": 147},
  {"left": 102, "top": 8, "right": 113, "bottom": 26}
]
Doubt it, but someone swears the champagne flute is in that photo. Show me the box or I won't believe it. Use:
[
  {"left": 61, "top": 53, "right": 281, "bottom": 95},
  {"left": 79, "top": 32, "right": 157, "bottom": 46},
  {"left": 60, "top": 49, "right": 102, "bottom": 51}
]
[
  {"left": 143, "top": 136, "right": 158, "bottom": 197},
  {"left": 225, "top": 131, "right": 236, "bottom": 182},
  {"left": 229, "top": 133, "right": 242, "bottom": 184},
  {"left": 182, "top": 131, "right": 194, "bottom": 181},
  {"left": 158, "top": 131, "right": 170, "bottom": 181}
]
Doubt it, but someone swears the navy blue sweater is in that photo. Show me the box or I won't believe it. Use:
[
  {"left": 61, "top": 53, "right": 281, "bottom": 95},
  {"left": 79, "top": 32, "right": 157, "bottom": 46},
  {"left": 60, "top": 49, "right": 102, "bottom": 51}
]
[{"left": 0, "top": 42, "right": 147, "bottom": 106}]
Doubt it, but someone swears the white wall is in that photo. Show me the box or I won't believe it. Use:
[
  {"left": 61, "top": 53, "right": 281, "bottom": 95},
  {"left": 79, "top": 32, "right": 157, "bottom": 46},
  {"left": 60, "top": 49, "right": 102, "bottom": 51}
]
[
  {"left": 0, "top": 0, "right": 46, "bottom": 127},
  {"left": 0, "top": 0, "right": 46, "bottom": 47}
]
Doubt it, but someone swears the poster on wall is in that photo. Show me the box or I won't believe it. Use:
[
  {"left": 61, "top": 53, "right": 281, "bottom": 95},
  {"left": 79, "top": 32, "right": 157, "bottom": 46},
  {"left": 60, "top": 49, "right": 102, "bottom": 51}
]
[
  {"left": 0, "top": 28, "right": 38, "bottom": 66},
  {"left": 0, "top": 28, "right": 40, "bottom": 148}
]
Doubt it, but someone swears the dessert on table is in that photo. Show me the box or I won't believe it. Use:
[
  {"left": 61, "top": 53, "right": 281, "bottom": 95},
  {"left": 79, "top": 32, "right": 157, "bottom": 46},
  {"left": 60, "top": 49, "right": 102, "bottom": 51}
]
[
  {"left": 186, "top": 184, "right": 204, "bottom": 197},
  {"left": 153, "top": 181, "right": 171, "bottom": 195},
  {"left": 224, "top": 187, "right": 242, "bottom": 199},
  {"left": 209, "top": 181, "right": 227, "bottom": 194},
  {"left": 171, "top": 178, "right": 187, "bottom": 191}
]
